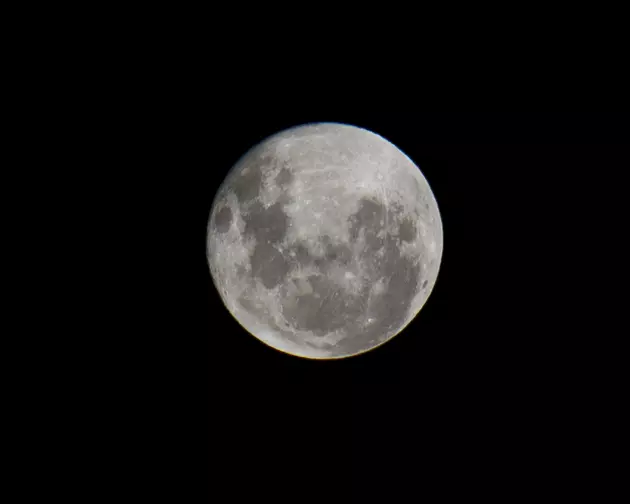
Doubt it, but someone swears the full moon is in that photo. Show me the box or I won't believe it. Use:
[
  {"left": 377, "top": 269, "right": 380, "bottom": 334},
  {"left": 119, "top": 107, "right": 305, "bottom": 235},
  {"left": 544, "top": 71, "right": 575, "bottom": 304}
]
[{"left": 207, "top": 123, "right": 443, "bottom": 359}]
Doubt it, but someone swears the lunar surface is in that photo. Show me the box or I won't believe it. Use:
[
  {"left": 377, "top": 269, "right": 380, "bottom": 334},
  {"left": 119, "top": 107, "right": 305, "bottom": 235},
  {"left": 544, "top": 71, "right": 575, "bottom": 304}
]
[{"left": 207, "top": 123, "right": 443, "bottom": 359}]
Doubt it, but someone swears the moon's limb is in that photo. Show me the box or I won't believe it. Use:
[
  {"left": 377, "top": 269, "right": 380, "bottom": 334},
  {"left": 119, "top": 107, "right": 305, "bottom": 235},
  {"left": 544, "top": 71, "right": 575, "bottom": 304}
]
[{"left": 207, "top": 123, "right": 443, "bottom": 359}]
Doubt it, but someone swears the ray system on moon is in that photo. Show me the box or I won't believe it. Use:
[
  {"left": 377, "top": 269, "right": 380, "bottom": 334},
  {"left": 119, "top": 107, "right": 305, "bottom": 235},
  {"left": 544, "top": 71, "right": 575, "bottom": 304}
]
[{"left": 207, "top": 123, "right": 443, "bottom": 359}]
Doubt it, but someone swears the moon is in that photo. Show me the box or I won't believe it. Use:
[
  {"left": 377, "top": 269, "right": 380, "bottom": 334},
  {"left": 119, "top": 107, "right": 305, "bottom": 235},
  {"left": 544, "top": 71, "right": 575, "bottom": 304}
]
[{"left": 207, "top": 123, "right": 443, "bottom": 359}]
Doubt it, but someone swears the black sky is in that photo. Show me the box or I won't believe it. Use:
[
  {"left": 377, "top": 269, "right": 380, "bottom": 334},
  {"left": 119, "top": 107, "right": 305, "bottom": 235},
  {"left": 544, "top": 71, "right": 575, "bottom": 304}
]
[{"left": 126, "top": 106, "right": 625, "bottom": 501}]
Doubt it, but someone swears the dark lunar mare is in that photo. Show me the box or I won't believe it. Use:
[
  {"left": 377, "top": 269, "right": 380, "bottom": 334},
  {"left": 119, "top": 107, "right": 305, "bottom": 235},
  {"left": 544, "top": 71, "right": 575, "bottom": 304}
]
[
  {"left": 210, "top": 126, "right": 439, "bottom": 358},
  {"left": 244, "top": 201, "right": 289, "bottom": 244},
  {"left": 224, "top": 154, "right": 424, "bottom": 356},
  {"left": 241, "top": 200, "right": 292, "bottom": 290},
  {"left": 275, "top": 163, "right": 293, "bottom": 188},
  {"left": 398, "top": 216, "right": 416, "bottom": 243},
  {"left": 231, "top": 163, "right": 263, "bottom": 204},
  {"left": 213, "top": 206, "right": 232, "bottom": 233},
  {"left": 279, "top": 196, "right": 423, "bottom": 357},
  {"left": 249, "top": 242, "right": 290, "bottom": 289},
  {"left": 339, "top": 198, "right": 422, "bottom": 356},
  {"left": 280, "top": 274, "right": 366, "bottom": 338}
]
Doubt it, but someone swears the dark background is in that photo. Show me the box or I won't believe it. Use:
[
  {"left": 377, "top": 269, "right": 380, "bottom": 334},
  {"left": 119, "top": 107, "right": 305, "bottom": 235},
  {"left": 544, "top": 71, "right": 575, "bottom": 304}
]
[
  {"left": 125, "top": 108, "right": 624, "bottom": 501},
  {"left": 20, "top": 10, "right": 626, "bottom": 500}
]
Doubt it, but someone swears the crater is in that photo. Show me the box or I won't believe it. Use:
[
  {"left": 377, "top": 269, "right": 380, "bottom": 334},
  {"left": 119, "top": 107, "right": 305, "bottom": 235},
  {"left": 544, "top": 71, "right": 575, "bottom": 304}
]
[{"left": 214, "top": 206, "right": 232, "bottom": 233}]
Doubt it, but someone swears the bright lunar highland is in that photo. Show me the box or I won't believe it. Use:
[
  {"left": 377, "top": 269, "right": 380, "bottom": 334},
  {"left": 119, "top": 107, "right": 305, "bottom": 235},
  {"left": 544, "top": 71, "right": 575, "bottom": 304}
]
[{"left": 207, "top": 123, "right": 443, "bottom": 359}]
